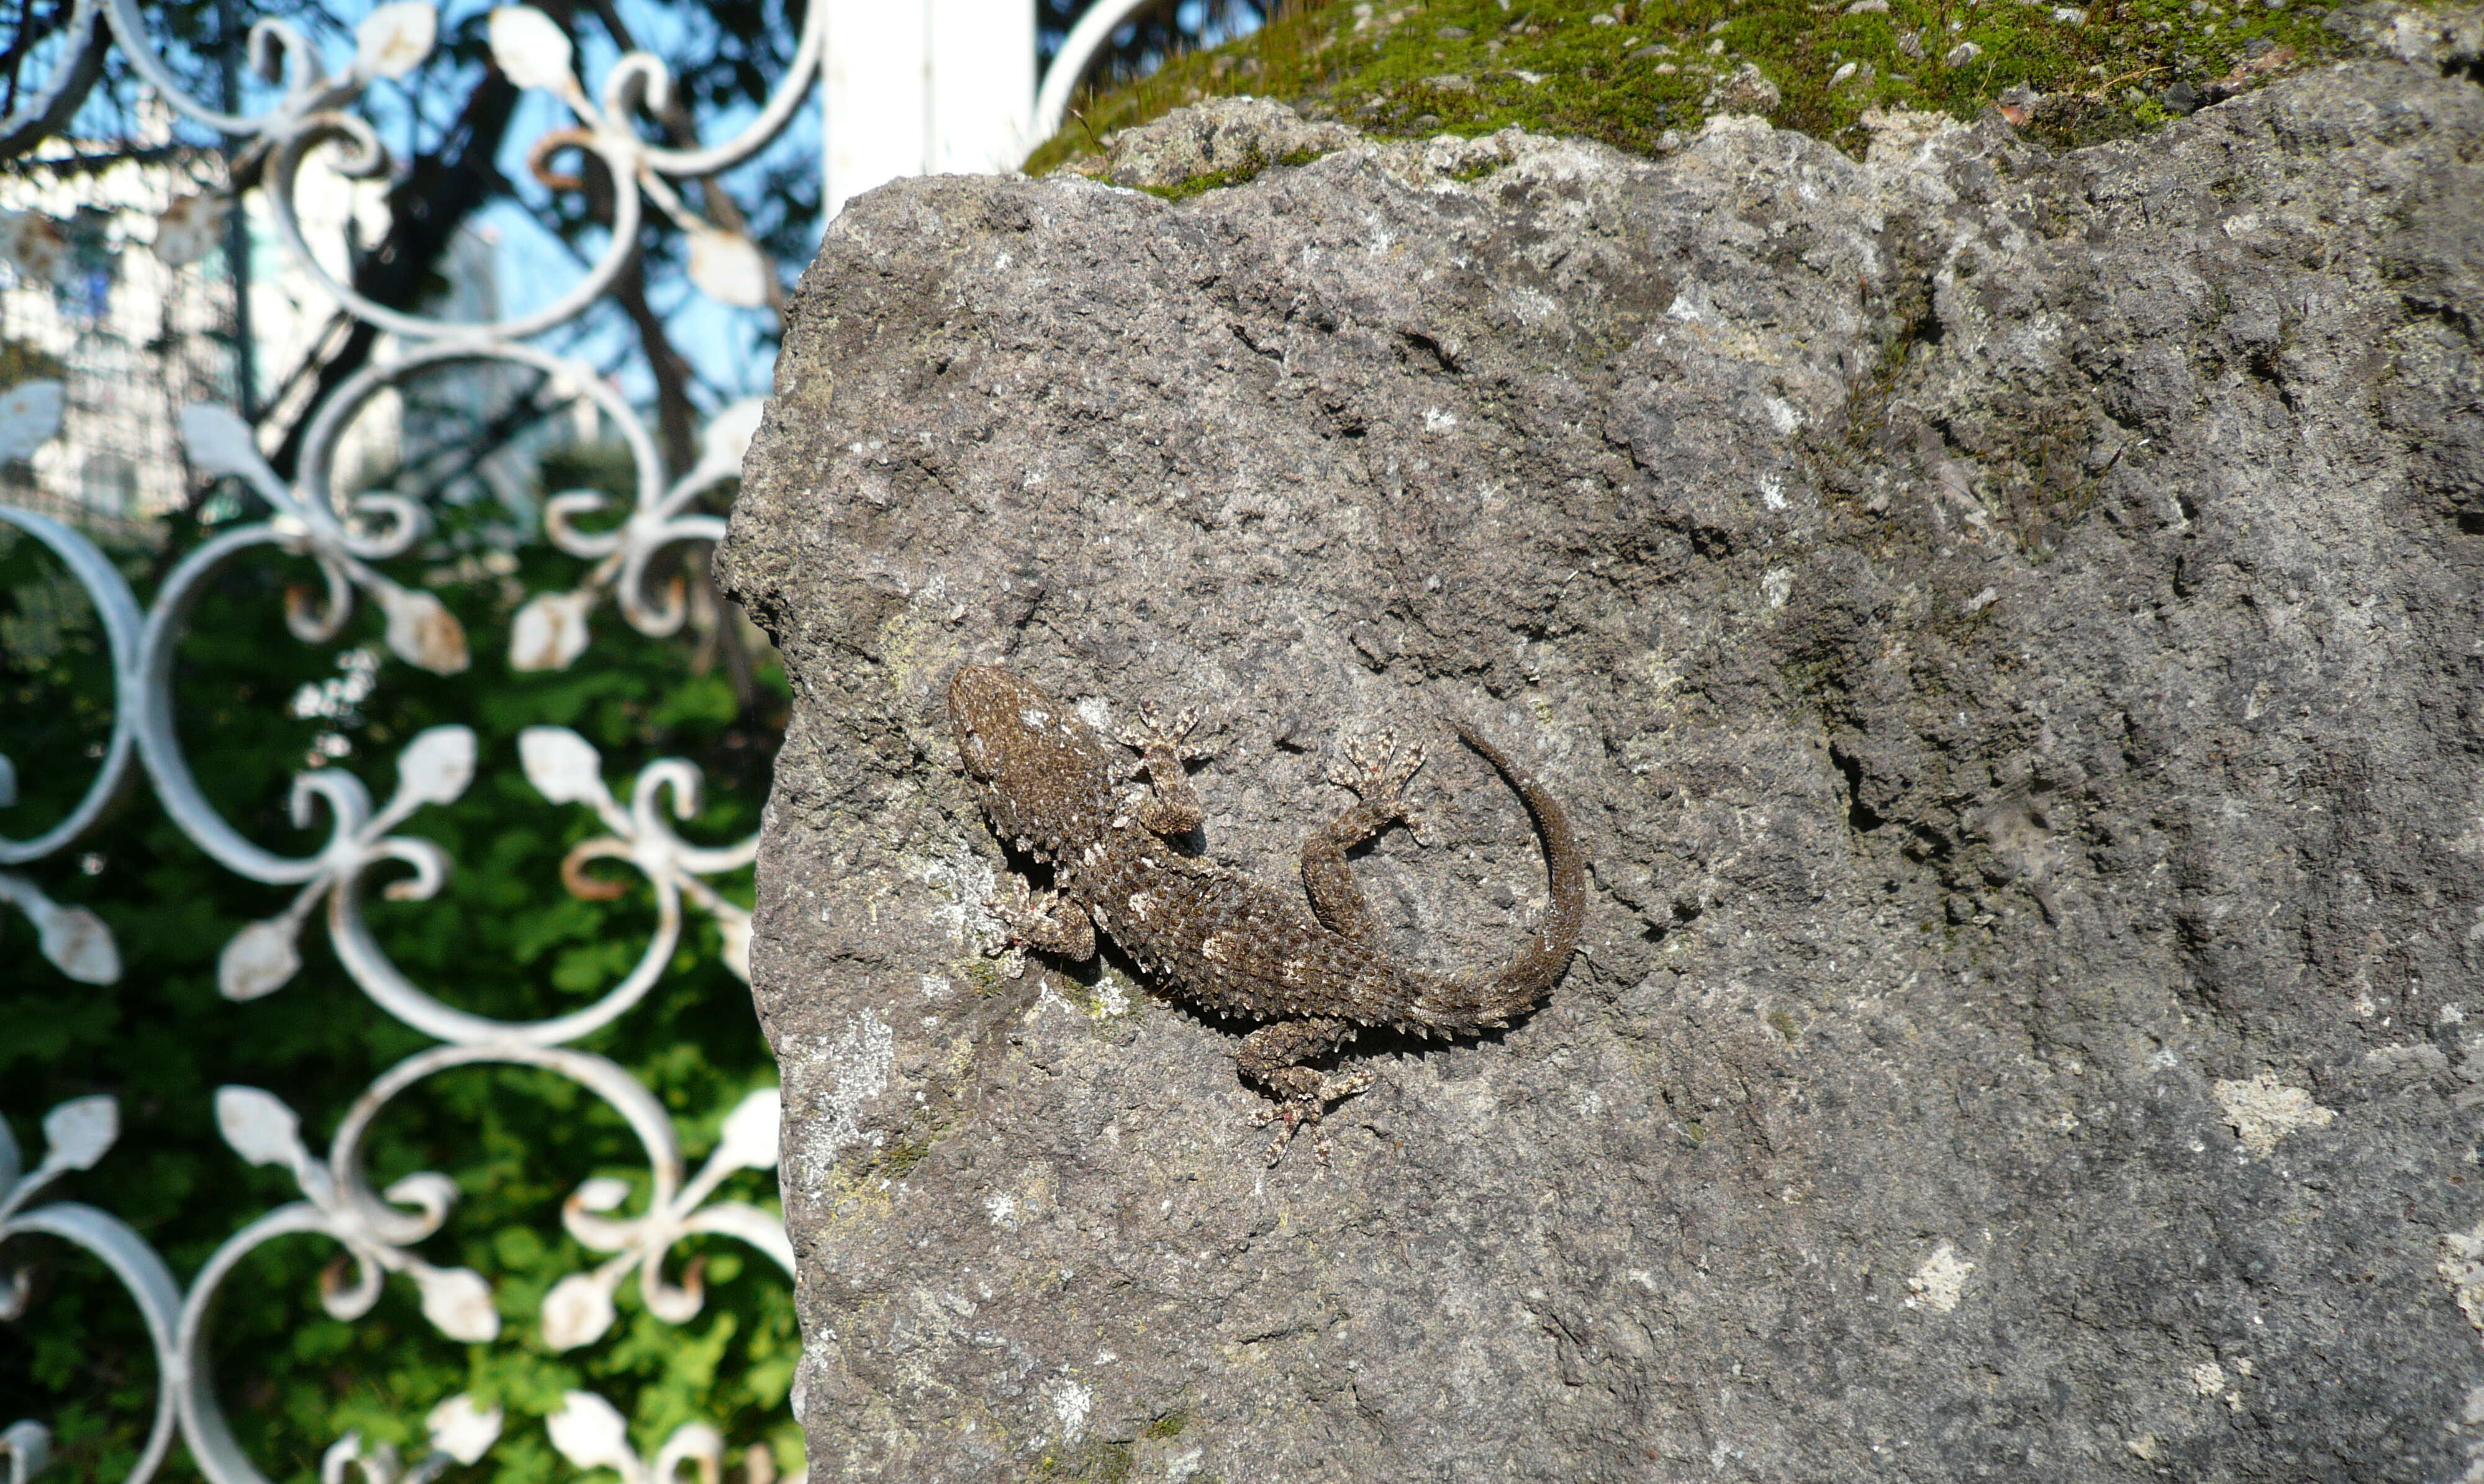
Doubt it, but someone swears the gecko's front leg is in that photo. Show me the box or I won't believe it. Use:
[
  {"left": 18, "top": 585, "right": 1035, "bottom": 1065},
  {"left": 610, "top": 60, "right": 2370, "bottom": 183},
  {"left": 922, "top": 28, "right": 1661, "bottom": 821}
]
[
  {"left": 990, "top": 875, "right": 1096, "bottom": 960},
  {"left": 1117, "top": 700, "right": 1208, "bottom": 837}
]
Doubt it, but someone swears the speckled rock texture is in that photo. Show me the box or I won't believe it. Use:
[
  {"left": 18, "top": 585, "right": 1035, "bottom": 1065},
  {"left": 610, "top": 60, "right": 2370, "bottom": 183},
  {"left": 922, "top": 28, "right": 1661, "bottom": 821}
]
[
  {"left": 1072, "top": 94, "right": 1361, "bottom": 191},
  {"left": 717, "top": 60, "right": 2484, "bottom": 1483}
]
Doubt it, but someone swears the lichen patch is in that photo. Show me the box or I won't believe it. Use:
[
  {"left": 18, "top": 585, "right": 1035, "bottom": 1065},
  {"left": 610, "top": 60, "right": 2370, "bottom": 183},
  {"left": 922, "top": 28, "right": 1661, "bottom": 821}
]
[
  {"left": 2211, "top": 1072, "right": 2335, "bottom": 1157},
  {"left": 2440, "top": 1221, "right": 2484, "bottom": 1333},
  {"left": 1906, "top": 1241, "right": 1976, "bottom": 1312},
  {"left": 797, "top": 1009, "right": 897, "bottom": 1196},
  {"left": 1044, "top": 1376, "right": 1095, "bottom": 1444}
]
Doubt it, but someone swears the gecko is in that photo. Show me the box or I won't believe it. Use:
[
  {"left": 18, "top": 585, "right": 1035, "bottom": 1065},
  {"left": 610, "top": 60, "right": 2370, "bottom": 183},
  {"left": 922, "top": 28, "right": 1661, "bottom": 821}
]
[{"left": 948, "top": 664, "right": 1586, "bottom": 1162}]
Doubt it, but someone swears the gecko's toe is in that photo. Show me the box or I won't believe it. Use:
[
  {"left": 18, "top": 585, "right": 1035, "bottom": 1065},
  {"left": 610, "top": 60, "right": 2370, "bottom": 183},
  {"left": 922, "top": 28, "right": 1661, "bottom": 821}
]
[
  {"left": 1249, "top": 1068, "right": 1375, "bottom": 1165},
  {"left": 1121, "top": 700, "right": 1208, "bottom": 757},
  {"left": 1327, "top": 728, "right": 1390, "bottom": 788},
  {"left": 1251, "top": 1100, "right": 1308, "bottom": 1164},
  {"left": 1327, "top": 730, "right": 1430, "bottom": 825},
  {"left": 1321, "top": 1068, "right": 1376, "bottom": 1102}
]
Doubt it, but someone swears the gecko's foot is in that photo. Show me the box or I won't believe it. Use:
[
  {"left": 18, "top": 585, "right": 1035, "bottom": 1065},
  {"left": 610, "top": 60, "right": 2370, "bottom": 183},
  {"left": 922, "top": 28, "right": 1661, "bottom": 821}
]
[
  {"left": 989, "top": 877, "right": 1046, "bottom": 934},
  {"left": 1115, "top": 699, "right": 1212, "bottom": 836},
  {"left": 989, "top": 881, "right": 1094, "bottom": 959},
  {"left": 1117, "top": 700, "right": 1207, "bottom": 760},
  {"left": 1326, "top": 728, "right": 1430, "bottom": 836},
  {"left": 1248, "top": 1067, "right": 1377, "bottom": 1165}
]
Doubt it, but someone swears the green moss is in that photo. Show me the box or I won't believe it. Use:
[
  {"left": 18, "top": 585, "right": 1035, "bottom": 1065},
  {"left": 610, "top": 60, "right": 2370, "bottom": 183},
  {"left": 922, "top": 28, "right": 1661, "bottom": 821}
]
[
  {"left": 1140, "top": 1409, "right": 1190, "bottom": 1440},
  {"left": 1027, "top": 0, "right": 2440, "bottom": 174},
  {"left": 871, "top": 1125, "right": 943, "bottom": 1179},
  {"left": 1035, "top": 1441, "right": 1136, "bottom": 1482},
  {"left": 1767, "top": 1008, "right": 1802, "bottom": 1043},
  {"left": 1134, "top": 143, "right": 1330, "bottom": 199},
  {"left": 1141, "top": 160, "right": 1261, "bottom": 199}
]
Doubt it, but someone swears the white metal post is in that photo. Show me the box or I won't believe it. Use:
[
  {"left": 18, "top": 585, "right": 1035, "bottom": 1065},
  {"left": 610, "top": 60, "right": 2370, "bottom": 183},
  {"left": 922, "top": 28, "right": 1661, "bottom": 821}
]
[{"left": 822, "top": 0, "right": 1036, "bottom": 222}]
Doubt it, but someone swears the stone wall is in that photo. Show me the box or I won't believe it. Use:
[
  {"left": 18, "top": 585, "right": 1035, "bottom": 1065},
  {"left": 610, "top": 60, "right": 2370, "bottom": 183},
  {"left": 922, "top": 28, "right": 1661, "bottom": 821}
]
[{"left": 719, "top": 60, "right": 2484, "bottom": 1482}]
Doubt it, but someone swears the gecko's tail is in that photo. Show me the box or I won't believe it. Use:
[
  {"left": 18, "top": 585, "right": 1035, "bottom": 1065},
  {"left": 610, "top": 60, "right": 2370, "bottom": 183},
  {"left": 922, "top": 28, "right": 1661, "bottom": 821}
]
[{"left": 1425, "top": 718, "right": 1586, "bottom": 1029}]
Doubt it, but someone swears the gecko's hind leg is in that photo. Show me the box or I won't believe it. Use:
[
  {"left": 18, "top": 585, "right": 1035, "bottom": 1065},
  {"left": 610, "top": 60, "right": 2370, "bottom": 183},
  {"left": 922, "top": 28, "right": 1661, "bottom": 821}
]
[
  {"left": 1300, "top": 730, "right": 1430, "bottom": 943},
  {"left": 1237, "top": 1017, "right": 1374, "bottom": 1165},
  {"left": 1326, "top": 728, "right": 1428, "bottom": 833}
]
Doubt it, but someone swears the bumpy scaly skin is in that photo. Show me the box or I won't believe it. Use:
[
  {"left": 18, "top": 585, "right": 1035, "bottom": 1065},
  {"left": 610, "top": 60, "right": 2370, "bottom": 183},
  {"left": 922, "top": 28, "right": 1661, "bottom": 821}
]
[{"left": 949, "top": 666, "right": 1587, "bottom": 1162}]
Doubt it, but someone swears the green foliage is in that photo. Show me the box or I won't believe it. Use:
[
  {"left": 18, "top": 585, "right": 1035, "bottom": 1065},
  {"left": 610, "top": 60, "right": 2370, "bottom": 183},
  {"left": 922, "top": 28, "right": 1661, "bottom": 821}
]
[
  {"left": 0, "top": 338, "right": 68, "bottom": 388},
  {"left": 1026, "top": 0, "right": 2429, "bottom": 173},
  {"left": 0, "top": 481, "right": 796, "bottom": 1482}
]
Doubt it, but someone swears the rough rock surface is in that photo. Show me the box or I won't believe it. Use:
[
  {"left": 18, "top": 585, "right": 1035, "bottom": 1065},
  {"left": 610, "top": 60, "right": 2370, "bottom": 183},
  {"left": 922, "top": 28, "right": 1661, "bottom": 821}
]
[
  {"left": 718, "top": 60, "right": 2484, "bottom": 1483},
  {"left": 1072, "top": 95, "right": 1361, "bottom": 191}
]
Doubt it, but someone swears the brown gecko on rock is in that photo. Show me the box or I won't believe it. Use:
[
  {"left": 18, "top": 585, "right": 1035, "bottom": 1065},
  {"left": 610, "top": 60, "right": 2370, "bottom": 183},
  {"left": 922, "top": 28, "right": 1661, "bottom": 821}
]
[{"left": 948, "top": 665, "right": 1586, "bottom": 1161}]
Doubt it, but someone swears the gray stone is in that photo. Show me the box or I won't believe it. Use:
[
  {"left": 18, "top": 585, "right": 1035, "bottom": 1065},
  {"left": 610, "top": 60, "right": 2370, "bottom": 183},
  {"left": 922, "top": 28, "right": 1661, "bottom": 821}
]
[
  {"left": 719, "top": 64, "right": 2484, "bottom": 1483},
  {"left": 1078, "top": 95, "right": 1359, "bottom": 192},
  {"left": 1707, "top": 60, "right": 1783, "bottom": 113},
  {"left": 2324, "top": 0, "right": 2484, "bottom": 70}
]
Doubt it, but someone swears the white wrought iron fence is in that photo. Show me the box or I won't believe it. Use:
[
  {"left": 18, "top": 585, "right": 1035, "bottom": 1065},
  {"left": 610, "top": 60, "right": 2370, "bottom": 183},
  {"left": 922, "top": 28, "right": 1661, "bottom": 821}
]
[{"left": 0, "top": 0, "right": 1197, "bottom": 1479}]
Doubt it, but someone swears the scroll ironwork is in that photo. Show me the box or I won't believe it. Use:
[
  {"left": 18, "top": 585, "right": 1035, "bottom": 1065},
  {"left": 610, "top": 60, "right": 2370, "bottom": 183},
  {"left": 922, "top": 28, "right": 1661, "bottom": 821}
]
[{"left": 0, "top": 2, "right": 820, "bottom": 1478}]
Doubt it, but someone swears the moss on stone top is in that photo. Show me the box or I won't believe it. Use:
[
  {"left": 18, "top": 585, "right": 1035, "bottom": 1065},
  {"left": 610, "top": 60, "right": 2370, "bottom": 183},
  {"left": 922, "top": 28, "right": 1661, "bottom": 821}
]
[{"left": 1023, "top": 0, "right": 2476, "bottom": 173}]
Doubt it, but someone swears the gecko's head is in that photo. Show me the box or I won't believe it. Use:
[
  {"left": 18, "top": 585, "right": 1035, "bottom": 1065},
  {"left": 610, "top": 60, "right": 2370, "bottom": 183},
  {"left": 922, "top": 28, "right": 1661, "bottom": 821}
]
[
  {"left": 948, "top": 665, "right": 1077, "bottom": 787},
  {"left": 949, "top": 665, "right": 1110, "bottom": 859}
]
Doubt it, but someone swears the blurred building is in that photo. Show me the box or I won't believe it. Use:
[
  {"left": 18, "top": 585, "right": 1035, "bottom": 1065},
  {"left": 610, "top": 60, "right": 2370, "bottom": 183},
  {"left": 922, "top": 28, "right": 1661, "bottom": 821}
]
[
  {"left": 1, "top": 122, "right": 560, "bottom": 535},
  {"left": 0, "top": 127, "right": 236, "bottom": 534}
]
